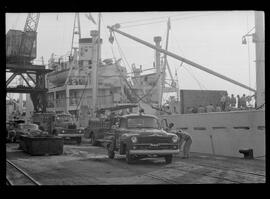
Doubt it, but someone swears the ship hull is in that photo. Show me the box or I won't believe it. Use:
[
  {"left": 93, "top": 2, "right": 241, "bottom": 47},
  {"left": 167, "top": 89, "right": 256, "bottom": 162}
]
[{"left": 160, "top": 109, "right": 265, "bottom": 159}]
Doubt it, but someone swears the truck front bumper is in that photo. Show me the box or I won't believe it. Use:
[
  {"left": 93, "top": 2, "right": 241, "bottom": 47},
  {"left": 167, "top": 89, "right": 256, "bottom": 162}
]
[{"left": 129, "top": 149, "right": 180, "bottom": 155}]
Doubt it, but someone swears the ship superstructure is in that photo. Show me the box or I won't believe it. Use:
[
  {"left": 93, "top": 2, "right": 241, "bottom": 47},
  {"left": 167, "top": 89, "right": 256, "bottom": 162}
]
[{"left": 46, "top": 30, "right": 128, "bottom": 127}]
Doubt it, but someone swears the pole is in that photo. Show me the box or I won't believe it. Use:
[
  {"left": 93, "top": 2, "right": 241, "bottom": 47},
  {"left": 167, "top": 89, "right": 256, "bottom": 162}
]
[
  {"left": 92, "top": 13, "right": 101, "bottom": 118},
  {"left": 154, "top": 36, "right": 162, "bottom": 107},
  {"left": 107, "top": 26, "right": 256, "bottom": 93},
  {"left": 254, "top": 11, "right": 265, "bottom": 107}
]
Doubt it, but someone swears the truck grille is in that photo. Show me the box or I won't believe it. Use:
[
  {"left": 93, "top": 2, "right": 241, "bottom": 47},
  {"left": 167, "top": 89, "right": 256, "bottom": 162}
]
[
  {"left": 138, "top": 136, "right": 171, "bottom": 144},
  {"left": 135, "top": 144, "right": 177, "bottom": 150}
]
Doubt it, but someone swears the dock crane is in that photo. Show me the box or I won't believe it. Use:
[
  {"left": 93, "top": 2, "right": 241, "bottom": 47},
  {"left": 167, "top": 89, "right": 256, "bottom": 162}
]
[{"left": 6, "top": 13, "right": 52, "bottom": 113}]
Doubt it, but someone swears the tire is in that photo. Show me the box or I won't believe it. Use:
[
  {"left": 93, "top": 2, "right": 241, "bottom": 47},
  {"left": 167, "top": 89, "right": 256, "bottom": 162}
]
[
  {"left": 164, "top": 155, "right": 173, "bottom": 164},
  {"left": 126, "top": 149, "right": 134, "bottom": 164},
  {"left": 90, "top": 133, "right": 98, "bottom": 146},
  {"left": 107, "top": 143, "right": 115, "bottom": 159}
]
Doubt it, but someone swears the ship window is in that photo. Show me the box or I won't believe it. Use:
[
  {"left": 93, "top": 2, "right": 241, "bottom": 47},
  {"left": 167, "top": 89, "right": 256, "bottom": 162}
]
[
  {"left": 233, "top": 126, "right": 250, "bottom": 130},
  {"left": 193, "top": 127, "right": 206, "bottom": 130},
  {"left": 212, "top": 127, "right": 227, "bottom": 130}
]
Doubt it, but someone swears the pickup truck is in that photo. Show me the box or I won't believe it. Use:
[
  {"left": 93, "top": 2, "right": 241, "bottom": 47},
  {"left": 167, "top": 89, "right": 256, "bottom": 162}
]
[{"left": 104, "top": 113, "right": 180, "bottom": 164}]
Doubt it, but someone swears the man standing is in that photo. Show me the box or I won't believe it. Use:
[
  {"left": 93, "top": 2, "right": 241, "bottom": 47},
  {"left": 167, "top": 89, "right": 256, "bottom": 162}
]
[
  {"left": 220, "top": 94, "right": 226, "bottom": 111},
  {"left": 177, "top": 129, "right": 192, "bottom": 159},
  {"left": 230, "top": 94, "right": 236, "bottom": 108},
  {"left": 237, "top": 95, "right": 241, "bottom": 109},
  {"left": 241, "top": 94, "right": 247, "bottom": 109},
  {"left": 167, "top": 123, "right": 192, "bottom": 159},
  {"left": 225, "top": 94, "right": 231, "bottom": 111}
]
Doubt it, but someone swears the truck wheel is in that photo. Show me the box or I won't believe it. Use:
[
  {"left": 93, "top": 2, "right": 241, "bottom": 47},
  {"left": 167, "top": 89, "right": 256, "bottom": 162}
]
[
  {"left": 107, "top": 144, "right": 115, "bottom": 159},
  {"left": 126, "top": 150, "right": 134, "bottom": 164},
  {"left": 90, "top": 133, "right": 98, "bottom": 146},
  {"left": 164, "top": 155, "right": 173, "bottom": 164}
]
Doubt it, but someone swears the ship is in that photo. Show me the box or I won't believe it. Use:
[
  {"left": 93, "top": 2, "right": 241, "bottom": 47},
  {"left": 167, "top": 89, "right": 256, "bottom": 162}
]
[
  {"left": 106, "top": 11, "right": 265, "bottom": 159},
  {"left": 37, "top": 11, "right": 265, "bottom": 159}
]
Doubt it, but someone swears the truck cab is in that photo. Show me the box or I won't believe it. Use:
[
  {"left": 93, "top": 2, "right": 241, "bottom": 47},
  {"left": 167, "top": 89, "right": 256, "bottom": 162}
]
[
  {"left": 105, "top": 113, "right": 180, "bottom": 164},
  {"left": 52, "top": 113, "right": 83, "bottom": 144},
  {"left": 32, "top": 112, "right": 83, "bottom": 144}
]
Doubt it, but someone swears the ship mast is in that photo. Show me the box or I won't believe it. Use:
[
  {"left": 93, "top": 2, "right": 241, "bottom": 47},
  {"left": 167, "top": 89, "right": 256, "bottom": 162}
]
[{"left": 92, "top": 13, "right": 101, "bottom": 118}]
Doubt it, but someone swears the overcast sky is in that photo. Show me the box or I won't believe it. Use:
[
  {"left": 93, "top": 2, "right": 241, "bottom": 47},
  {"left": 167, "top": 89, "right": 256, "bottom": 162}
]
[{"left": 6, "top": 11, "right": 257, "bottom": 100}]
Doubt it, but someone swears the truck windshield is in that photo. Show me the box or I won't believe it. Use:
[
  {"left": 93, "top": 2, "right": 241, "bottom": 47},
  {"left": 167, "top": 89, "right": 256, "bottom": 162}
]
[
  {"left": 127, "top": 117, "right": 159, "bottom": 129},
  {"left": 20, "top": 124, "right": 38, "bottom": 130},
  {"left": 57, "top": 115, "right": 72, "bottom": 122}
]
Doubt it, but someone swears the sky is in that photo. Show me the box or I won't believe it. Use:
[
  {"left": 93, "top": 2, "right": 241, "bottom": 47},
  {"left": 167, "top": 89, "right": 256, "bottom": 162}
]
[{"left": 6, "top": 11, "right": 257, "bottom": 101}]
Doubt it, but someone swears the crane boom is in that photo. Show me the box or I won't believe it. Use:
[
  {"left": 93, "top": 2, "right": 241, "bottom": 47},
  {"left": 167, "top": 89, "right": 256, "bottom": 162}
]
[{"left": 107, "top": 25, "right": 256, "bottom": 93}]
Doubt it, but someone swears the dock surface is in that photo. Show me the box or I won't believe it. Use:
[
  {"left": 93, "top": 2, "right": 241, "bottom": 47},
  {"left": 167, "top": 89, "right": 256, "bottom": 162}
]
[{"left": 6, "top": 142, "right": 265, "bottom": 185}]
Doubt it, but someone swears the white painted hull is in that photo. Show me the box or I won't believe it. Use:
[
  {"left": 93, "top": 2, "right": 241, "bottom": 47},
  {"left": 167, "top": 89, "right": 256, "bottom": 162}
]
[{"left": 160, "top": 109, "right": 265, "bottom": 159}]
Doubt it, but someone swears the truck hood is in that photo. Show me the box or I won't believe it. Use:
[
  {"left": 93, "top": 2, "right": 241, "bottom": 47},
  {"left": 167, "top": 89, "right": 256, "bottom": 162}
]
[{"left": 123, "top": 128, "right": 175, "bottom": 137}]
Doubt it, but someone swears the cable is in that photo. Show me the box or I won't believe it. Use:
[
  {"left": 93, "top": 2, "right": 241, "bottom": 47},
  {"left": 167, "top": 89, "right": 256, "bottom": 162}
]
[
  {"left": 120, "top": 12, "right": 227, "bottom": 29},
  {"left": 119, "top": 13, "right": 187, "bottom": 25},
  {"left": 171, "top": 29, "right": 207, "bottom": 91}
]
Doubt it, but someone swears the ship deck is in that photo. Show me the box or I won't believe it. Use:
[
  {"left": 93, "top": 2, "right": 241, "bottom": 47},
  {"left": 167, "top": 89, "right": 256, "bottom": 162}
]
[{"left": 6, "top": 140, "right": 265, "bottom": 185}]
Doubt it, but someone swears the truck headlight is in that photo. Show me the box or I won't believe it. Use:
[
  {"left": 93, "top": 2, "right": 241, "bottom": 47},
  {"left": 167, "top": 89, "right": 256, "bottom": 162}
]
[
  {"left": 172, "top": 135, "right": 178, "bottom": 143},
  {"left": 61, "top": 130, "right": 65, "bottom": 133},
  {"left": 131, "top": 136, "right": 137, "bottom": 143}
]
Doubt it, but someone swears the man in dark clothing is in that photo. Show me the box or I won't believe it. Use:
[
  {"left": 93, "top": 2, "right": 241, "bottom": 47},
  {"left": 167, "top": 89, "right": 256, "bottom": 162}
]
[
  {"left": 241, "top": 94, "right": 247, "bottom": 109},
  {"left": 167, "top": 123, "right": 192, "bottom": 159},
  {"left": 237, "top": 95, "right": 241, "bottom": 109},
  {"left": 230, "top": 94, "right": 236, "bottom": 108}
]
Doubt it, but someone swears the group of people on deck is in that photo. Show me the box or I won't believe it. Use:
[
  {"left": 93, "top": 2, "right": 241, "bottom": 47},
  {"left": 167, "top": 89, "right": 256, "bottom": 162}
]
[{"left": 186, "top": 93, "right": 254, "bottom": 114}]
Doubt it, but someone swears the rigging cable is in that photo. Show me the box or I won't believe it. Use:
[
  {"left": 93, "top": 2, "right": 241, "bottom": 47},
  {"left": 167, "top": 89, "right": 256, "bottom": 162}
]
[
  {"left": 120, "top": 12, "right": 229, "bottom": 29},
  {"left": 113, "top": 32, "right": 163, "bottom": 104},
  {"left": 171, "top": 30, "right": 207, "bottom": 91},
  {"left": 171, "top": 30, "right": 212, "bottom": 107},
  {"left": 119, "top": 13, "right": 188, "bottom": 25}
]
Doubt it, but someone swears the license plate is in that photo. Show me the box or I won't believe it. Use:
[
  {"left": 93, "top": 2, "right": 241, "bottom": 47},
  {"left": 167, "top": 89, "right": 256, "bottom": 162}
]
[{"left": 65, "top": 137, "right": 70, "bottom": 139}]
